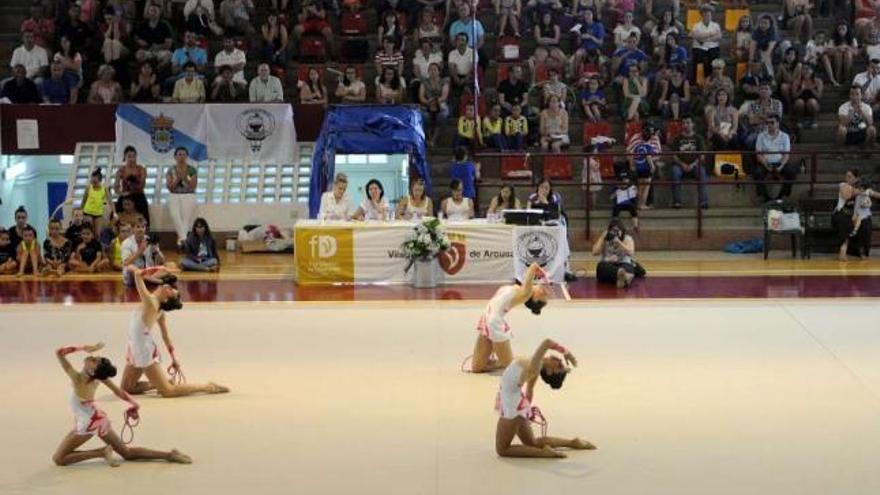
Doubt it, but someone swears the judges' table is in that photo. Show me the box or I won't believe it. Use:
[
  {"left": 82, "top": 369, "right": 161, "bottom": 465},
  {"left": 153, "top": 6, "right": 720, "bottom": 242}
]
[{"left": 293, "top": 220, "right": 569, "bottom": 285}]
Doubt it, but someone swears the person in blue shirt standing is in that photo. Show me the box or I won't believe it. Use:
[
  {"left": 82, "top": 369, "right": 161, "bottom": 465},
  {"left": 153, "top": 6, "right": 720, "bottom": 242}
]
[
  {"left": 448, "top": 3, "right": 487, "bottom": 71},
  {"left": 41, "top": 61, "right": 79, "bottom": 103},
  {"left": 571, "top": 9, "right": 605, "bottom": 78},
  {"left": 449, "top": 146, "right": 481, "bottom": 201}
]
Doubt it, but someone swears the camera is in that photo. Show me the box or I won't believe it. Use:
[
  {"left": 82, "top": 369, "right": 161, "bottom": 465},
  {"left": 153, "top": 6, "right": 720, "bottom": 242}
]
[{"left": 145, "top": 233, "right": 159, "bottom": 245}]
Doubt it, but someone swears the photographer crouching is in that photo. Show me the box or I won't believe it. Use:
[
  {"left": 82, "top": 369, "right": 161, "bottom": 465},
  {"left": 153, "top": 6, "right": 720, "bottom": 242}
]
[{"left": 591, "top": 219, "right": 646, "bottom": 289}]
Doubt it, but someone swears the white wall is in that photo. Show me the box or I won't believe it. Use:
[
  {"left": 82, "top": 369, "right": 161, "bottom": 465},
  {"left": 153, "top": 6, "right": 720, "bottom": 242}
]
[{"left": 0, "top": 156, "right": 71, "bottom": 240}]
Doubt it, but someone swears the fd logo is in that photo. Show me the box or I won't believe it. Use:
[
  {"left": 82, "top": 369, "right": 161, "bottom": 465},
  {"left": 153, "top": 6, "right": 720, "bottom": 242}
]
[
  {"left": 515, "top": 231, "right": 558, "bottom": 267},
  {"left": 309, "top": 235, "right": 337, "bottom": 258},
  {"left": 438, "top": 241, "right": 466, "bottom": 275}
]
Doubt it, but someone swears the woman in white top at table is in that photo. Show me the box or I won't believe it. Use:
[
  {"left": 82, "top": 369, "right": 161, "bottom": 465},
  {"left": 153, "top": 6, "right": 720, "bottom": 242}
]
[
  {"left": 396, "top": 178, "right": 433, "bottom": 220},
  {"left": 441, "top": 179, "right": 474, "bottom": 221},
  {"left": 352, "top": 178, "right": 390, "bottom": 221},
  {"left": 318, "top": 173, "right": 354, "bottom": 220}
]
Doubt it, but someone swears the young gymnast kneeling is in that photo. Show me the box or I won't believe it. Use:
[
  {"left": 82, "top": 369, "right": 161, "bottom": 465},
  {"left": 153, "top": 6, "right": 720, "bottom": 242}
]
[
  {"left": 52, "top": 342, "right": 191, "bottom": 466},
  {"left": 121, "top": 265, "right": 229, "bottom": 397},
  {"left": 495, "top": 338, "right": 596, "bottom": 458},
  {"left": 470, "top": 262, "right": 550, "bottom": 373}
]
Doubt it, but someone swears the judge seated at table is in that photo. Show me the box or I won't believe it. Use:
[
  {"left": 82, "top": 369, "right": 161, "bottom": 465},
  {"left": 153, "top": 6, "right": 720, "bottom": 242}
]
[
  {"left": 318, "top": 173, "right": 355, "bottom": 220},
  {"left": 440, "top": 179, "right": 475, "bottom": 221},
  {"left": 352, "top": 178, "right": 391, "bottom": 221},
  {"left": 396, "top": 178, "right": 434, "bottom": 220},
  {"left": 527, "top": 177, "right": 564, "bottom": 221}
]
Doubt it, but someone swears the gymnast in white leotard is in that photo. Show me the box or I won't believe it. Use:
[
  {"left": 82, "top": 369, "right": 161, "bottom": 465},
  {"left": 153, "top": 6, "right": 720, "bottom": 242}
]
[
  {"left": 494, "top": 339, "right": 596, "bottom": 458},
  {"left": 120, "top": 265, "right": 229, "bottom": 398},
  {"left": 52, "top": 342, "right": 191, "bottom": 467},
  {"left": 470, "top": 263, "right": 550, "bottom": 373}
]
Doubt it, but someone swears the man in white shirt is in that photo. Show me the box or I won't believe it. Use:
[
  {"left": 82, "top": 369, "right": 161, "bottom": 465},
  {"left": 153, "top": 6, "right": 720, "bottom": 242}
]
[
  {"left": 121, "top": 219, "right": 166, "bottom": 286},
  {"left": 10, "top": 31, "right": 49, "bottom": 82},
  {"left": 690, "top": 5, "right": 721, "bottom": 81},
  {"left": 837, "top": 86, "right": 877, "bottom": 148},
  {"left": 754, "top": 114, "right": 795, "bottom": 202},
  {"left": 249, "top": 63, "right": 283, "bottom": 102},
  {"left": 448, "top": 33, "right": 476, "bottom": 92},
  {"left": 852, "top": 58, "right": 880, "bottom": 116},
  {"left": 214, "top": 36, "right": 247, "bottom": 85}
]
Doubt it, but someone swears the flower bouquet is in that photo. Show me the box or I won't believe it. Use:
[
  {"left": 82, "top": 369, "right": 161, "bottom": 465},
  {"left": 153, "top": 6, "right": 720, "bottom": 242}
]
[{"left": 401, "top": 218, "right": 451, "bottom": 273}]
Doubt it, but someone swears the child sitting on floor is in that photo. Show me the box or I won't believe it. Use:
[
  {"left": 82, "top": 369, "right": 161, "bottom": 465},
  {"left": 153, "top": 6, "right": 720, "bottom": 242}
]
[
  {"left": 181, "top": 218, "right": 220, "bottom": 272},
  {"left": 852, "top": 178, "right": 874, "bottom": 237},
  {"left": 106, "top": 220, "right": 132, "bottom": 272},
  {"left": 16, "top": 226, "right": 42, "bottom": 276},
  {"left": 70, "top": 227, "right": 110, "bottom": 273},
  {"left": 0, "top": 229, "right": 18, "bottom": 274}
]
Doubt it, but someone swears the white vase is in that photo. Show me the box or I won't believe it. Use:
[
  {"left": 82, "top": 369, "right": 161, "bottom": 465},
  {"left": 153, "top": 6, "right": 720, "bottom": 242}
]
[{"left": 412, "top": 257, "right": 437, "bottom": 288}]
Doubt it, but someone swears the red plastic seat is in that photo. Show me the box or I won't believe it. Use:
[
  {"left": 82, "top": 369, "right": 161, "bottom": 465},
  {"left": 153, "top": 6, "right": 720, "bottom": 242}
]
[
  {"left": 299, "top": 35, "right": 327, "bottom": 61},
  {"left": 501, "top": 155, "right": 532, "bottom": 180},
  {"left": 624, "top": 121, "right": 643, "bottom": 145},
  {"left": 341, "top": 11, "right": 368, "bottom": 35},
  {"left": 542, "top": 155, "right": 572, "bottom": 180},
  {"left": 583, "top": 121, "right": 612, "bottom": 145},
  {"left": 665, "top": 120, "right": 683, "bottom": 144}
]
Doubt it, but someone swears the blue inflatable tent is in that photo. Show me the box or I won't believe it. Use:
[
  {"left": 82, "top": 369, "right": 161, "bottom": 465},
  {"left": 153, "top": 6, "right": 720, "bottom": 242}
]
[{"left": 308, "top": 105, "right": 430, "bottom": 218}]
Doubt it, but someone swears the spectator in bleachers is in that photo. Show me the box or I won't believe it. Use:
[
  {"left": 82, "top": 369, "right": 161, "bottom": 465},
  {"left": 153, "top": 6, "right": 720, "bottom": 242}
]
[
  {"left": 99, "top": 6, "right": 130, "bottom": 77},
  {"left": 220, "top": 0, "right": 256, "bottom": 36},
  {"left": 21, "top": 4, "right": 55, "bottom": 48},
  {"left": 739, "top": 61, "right": 767, "bottom": 102},
  {"left": 42, "top": 218, "right": 71, "bottom": 277},
  {"left": 441, "top": 179, "right": 475, "bottom": 220},
  {"left": 172, "top": 62, "right": 206, "bottom": 103},
  {"left": 539, "top": 94, "right": 570, "bottom": 151},
  {"left": 504, "top": 104, "right": 528, "bottom": 149},
  {"left": 571, "top": 9, "right": 606, "bottom": 78},
  {"left": 171, "top": 31, "right": 208, "bottom": 78},
  {"left": 749, "top": 15, "right": 779, "bottom": 77},
  {"left": 166, "top": 146, "right": 199, "bottom": 250},
  {"left": 454, "top": 103, "right": 482, "bottom": 148},
  {"left": 249, "top": 63, "right": 284, "bottom": 102},
  {"left": 54, "top": 35, "right": 83, "bottom": 86},
  {"left": 57, "top": 4, "right": 94, "bottom": 60},
  {"left": 134, "top": 3, "right": 174, "bottom": 71},
  {"left": 130, "top": 62, "right": 161, "bottom": 102},
  {"left": 7, "top": 206, "right": 35, "bottom": 254},
  {"left": 608, "top": 171, "right": 639, "bottom": 231},
  {"left": 612, "top": 10, "right": 640, "bottom": 49},
  {"left": 487, "top": 184, "right": 521, "bottom": 216},
  {"left": 754, "top": 114, "right": 795, "bottom": 202},
  {"left": 689, "top": 5, "right": 722, "bottom": 82},
  {"left": 378, "top": 9, "right": 406, "bottom": 48},
  {"left": 260, "top": 11, "right": 289, "bottom": 67},
  {"left": 498, "top": 64, "right": 530, "bottom": 116},
  {"left": 11, "top": 31, "right": 49, "bottom": 83},
  {"left": 853, "top": 58, "right": 880, "bottom": 116},
  {"left": 335, "top": 65, "right": 368, "bottom": 102},
  {"left": 65, "top": 207, "right": 86, "bottom": 248},
  {"left": 375, "top": 36, "right": 405, "bottom": 74},
  {"left": 658, "top": 64, "right": 689, "bottom": 120},
  {"left": 539, "top": 67, "right": 568, "bottom": 108},
  {"left": 1, "top": 65, "right": 41, "bottom": 104},
  {"left": 447, "top": 33, "right": 476, "bottom": 93},
  {"left": 109, "top": 0, "right": 139, "bottom": 21},
  {"left": 184, "top": 0, "right": 225, "bottom": 38},
  {"left": 114, "top": 146, "right": 150, "bottom": 225},
  {"left": 671, "top": 116, "right": 708, "bottom": 209},
  {"left": 579, "top": 76, "right": 606, "bottom": 122},
  {"left": 705, "top": 88, "right": 739, "bottom": 150},
  {"left": 592, "top": 218, "right": 642, "bottom": 288},
  {"left": 611, "top": 33, "right": 648, "bottom": 85},
  {"left": 351, "top": 178, "right": 390, "bottom": 221},
  {"left": 396, "top": 178, "right": 433, "bottom": 220},
  {"left": 419, "top": 62, "right": 450, "bottom": 147},
  {"left": 864, "top": 16, "right": 880, "bottom": 61},
  {"left": 0, "top": 230, "right": 17, "bottom": 275},
  {"left": 645, "top": 4, "right": 682, "bottom": 41},
  {"left": 448, "top": 3, "right": 487, "bottom": 70},
  {"left": 830, "top": 20, "right": 859, "bottom": 86},
  {"left": 570, "top": 0, "right": 603, "bottom": 20},
  {"left": 777, "top": 47, "right": 802, "bottom": 109},
  {"left": 627, "top": 123, "right": 660, "bottom": 210},
  {"left": 533, "top": 12, "right": 566, "bottom": 71},
  {"left": 374, "top": 66, "right": 406, "bottom": 104},
  {"left": 298, "top": 67, "right": 328, "bottom": 105},
  {"left": 837, "top": 86, "right": 877, "bottom": 148},
  {"left": 621, "top": 64, "right": 648, "bottom": 121},
  {"left": 211, "top": 65, "right": 247, "bottom": 101},
  {"left": 702, "top": 58, "right": 734, "bottom": 107},
  {"left": 214, "top": 37, "right": 247, "bottom": 86},
  {"left": 42, "top": 61, "right": 79, "bottom": 104},
  {"left": 16, "top": 226, "right": 42, "bottom": 277},
  {"left": 116, "top": 197, "right": 145, "bottom": 228},
  {"left": 449, "top": 146, "right": 480, "bottom": 200},
  {"left": 319, "top": 173, "right": 354, "bottom": 220},
  {"left": 482, "top": 104, "right": 507, "bottom": 150},
  {"left": 87, "top": 65, "right": 123, "bottom": 103},
  {"left": 413, "top": 7, "right": 443, "bottom": 44},
  {"left": 739, "top": 81, "right": 783, "bottom": 150},
  {"left": 293, "top": 0, "right": 332, "bottom": 45},
  {"left": 270, "top": 0, "right": 290, "bottom": 13},
  {"left": 413, "top": 38, "right": 443, "bottom": 82},
  {"left": 792, "top": 64, "right": 823, "bottom": 129},
  {"left": 784, "top": 0, "right": 813, "bottom": 44},
  {"left": 495, "top": 0, "right": 522, "bottom": 37},
  {"left": 733, "top": 14, "right": 753, "bottom": 62},
  {"left": 656, "top": 32, "right": 688, "bottom": 82},
  {"left": 181, "top": 218, "right": 220, "bottom": 272}
]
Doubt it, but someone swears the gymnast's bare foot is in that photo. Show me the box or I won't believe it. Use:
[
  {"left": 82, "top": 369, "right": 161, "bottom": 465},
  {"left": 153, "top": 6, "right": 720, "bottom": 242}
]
[
  {"left": 207, "top": 383, "right": 230, "bottom": 394},
  {"left": 168, "top": 449, "right": 192, "bottom": 464},
  {"left": 103, "top": 446, "right": 121, "bottom": 467},
  {"left": 544, "top": 445, "right": 567, "bottom": 458},
  {"left": 570, "top": 438, "right": 597, "bottom": 450}
]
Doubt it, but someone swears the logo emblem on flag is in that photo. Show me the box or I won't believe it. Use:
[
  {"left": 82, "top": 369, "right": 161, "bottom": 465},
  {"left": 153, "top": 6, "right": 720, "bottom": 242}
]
[
  {"left": 150, "top": 113, "right": 175, "bottom": 153},
  {"left": 515, "top": 231, "right": 558, "bottom": 267},
  {"left": 237, "top": 109, "right": 276, "bottom": 154}
]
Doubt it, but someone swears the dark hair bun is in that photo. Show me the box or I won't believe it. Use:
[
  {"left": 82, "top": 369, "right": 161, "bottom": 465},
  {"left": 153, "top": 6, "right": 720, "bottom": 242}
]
[
  {"left": 93, "top": 357, "right": 117, "bottom": 380},
  {"left": 540, "top": 368, "right": 567, "bottom": 389}
]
